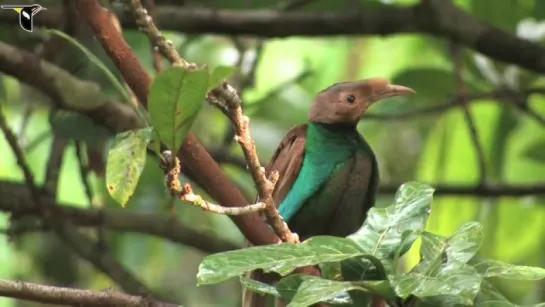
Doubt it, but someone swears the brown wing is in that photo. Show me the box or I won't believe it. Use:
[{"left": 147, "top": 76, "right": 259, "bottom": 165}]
[{"left": 265, "top": 124, "right": 308, "bottom": 206}]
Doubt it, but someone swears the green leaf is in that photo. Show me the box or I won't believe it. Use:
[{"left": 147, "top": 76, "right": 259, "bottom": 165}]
[
  {"left": 275, "top": 275, "right": 370, "bottom": 306},
  {"left": 239, "top": 276, "right": 280, "bottom": 297},
  {"left": 49, "top": 110, "right": 113, "bottom": 146},
  {"left": 105, "top": 127, "right": 152, "bottom": 207},
  {"left": 209, "top": 65, "right": 237, "bottom": 90},
  {"left": 392, "top": 262, "right": 482, "bottom": 305},
  {"left": 348, "top": 181, "right": 434, "bottom": 259},
  {"left": 147, "top": 128, "right": 162, "bottom": 156},
  {"left": 473, "top": 280, "right": 519, "bottom": 307},
  {"left": 522, "top": 140, "right": 545, "bottom": 163},
  {"left": 148, "top": 67, "right": 209, "bottom": 153},
  {"left": 197, "top": 236, "right": 365, "bottom": 285},
  {"left": 318, "top": 262, "right": 341, "bottom": 281},
  {"left": 474, "top": 259, "right": 545, "bottom": 280},
  {"left": 277, "top": 275, "right": 394, "bottom": 307},
  {"left": 420, "top": 222, "right": 483, "bottom": 264}
]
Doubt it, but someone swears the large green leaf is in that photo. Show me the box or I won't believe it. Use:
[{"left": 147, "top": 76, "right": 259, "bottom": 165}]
[
  {"left": 392, "top": 261, "right": 482, "bottom": 305},
  {"left": 105, "top": 127, "right": 153, "bottom": 207},
  {"left": 148, "top": 67, "right": 209, "bottom": 153},
  {"left": 390, "top": 222, "right": 486, "bottom": 305},
  {"left": 49, "top": 110, "right": 112, "bottom": 146},
  {"left": 348, "top": 182, "right": 435, "bottom": 259},
  {"left": 197, "top": 236, "right": 365, "bottom": 285},
  {"left": 276, "top": 275, "right": 394, "bottom": 307},
  {"left": 472, "top": 280, "right": 520, "bottom": 307},
  {"left": 420, "top": 222, "right": 483, "bottom": 264},
  {"left": 474, "top": 260, "right": 545, "bottom": 280}
]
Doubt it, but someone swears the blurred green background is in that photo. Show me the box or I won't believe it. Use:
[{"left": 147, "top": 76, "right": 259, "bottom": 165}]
[{"left": 0, "top": 0, "right": 545, "bottom": 306}]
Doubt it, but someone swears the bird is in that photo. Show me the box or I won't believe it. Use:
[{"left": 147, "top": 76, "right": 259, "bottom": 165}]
[{"left": 242, "top": 78, "right": 415, "bottom": 307}]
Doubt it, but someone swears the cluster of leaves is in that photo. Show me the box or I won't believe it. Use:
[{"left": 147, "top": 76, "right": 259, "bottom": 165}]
[
  {"left": 105, "top": 65, "right": 235, "bottom": 207},
  {"left": 196, "top": 182, "right": 545, "bottom": 307}
]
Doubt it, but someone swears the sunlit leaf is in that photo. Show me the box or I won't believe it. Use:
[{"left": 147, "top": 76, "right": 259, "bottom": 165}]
[
  {"left": 49, "top": 110, "right": 112, "bottom": 146},
  {"left": 473, "top": 280, "right": 519, "bottom": 307},
  {"left": 474, "top": 259, "right": 545, "bottom": 280},
  {"left": 276, "top": 274, "right": 392, "bottom": 307},
  {"left": 348, "top": 182, "right": 434, "bottom": 259},
  {"left": 105, "top": 127, "right": 152, "bottom": 207},
  {"left": 392, "top": 261, "right": 482, "bottom": 305},
  {"left": 148, "top": 67, "right": 209, "bottom": 153},
  {"left": 421, "top": 222, "right": 483, "bottom": 264},
  {"left": 209, "top": 65, "right": 237, "bottom": 90},
  {"left": 197, "top": 236, "right": 365, "bottom": 285}
]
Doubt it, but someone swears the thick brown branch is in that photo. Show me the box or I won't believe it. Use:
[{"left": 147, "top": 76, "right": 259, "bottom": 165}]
[
  {"left": 0, "top": 279, "right": 179, "bottom": 307},
  {"left": 7, "top": 2, "right": 545, "bottom": 74},
  {"left": 72, "top": 0, "right": 280, "bottom": 246},
  {"left": 0, "top": 181, "right": 239, "bottom": 253}
]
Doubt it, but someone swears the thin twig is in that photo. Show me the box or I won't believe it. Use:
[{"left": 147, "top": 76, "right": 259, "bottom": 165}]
[
  {"left": 43, "top": 136, "right": 69, "bottom": 197},
  {"left": 250, "top": 70, "right": 312, "bottom": 106},
  {"left": 75, "top": 142, "right": 94, "bottom": 207},
  {"left": 0, "top": 106, "right": 46, "bottom": 213},
  {"left": 142, "top": 0, "right": 164, "bottom": 72},
  {"left": 159, "top": 151, "right": 267, "bottom": 215},
  {"left": 451, "top": 44, "right": 487, "bottom": 185},
  {"left": 364, "top": 88, "right": 545, "bottom": 121},
  {"left": 128, "top": 0, "right": 297, "bottom": 242}
]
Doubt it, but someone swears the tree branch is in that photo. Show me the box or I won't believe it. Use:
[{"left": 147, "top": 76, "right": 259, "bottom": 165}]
[
  {"left": 5, "top": 1, "right": 545, "bottom": 74},
  {"left": 0, "top": 181, "right": 240, "bottom": 253},
  {"left": 72, "top": 0, "right": 280, "bottom": 247},
  {"left": 0, "top": 279, "right": 179, "bottom": 307},
  {"left": 379, "top": 183, "right": 545, "bottom": 197}
]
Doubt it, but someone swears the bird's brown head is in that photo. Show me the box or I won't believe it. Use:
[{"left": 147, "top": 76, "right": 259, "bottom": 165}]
[{"left": 309, "top": 78, "right": 415, "bottom": 126}]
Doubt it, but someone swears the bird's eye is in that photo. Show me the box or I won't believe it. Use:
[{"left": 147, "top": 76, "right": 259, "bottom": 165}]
[{"left": 346, "top": 95, "right": 355, "bottom": 104}]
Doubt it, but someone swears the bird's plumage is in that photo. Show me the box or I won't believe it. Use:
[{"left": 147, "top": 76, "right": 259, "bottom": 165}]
[{"left": 242, "top": 79, "right": 415, "bottom": 307}]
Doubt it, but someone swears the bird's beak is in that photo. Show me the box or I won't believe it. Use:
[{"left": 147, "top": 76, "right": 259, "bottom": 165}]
[{"left": 371, "top": 84, "right": 415, "bottom": 103}]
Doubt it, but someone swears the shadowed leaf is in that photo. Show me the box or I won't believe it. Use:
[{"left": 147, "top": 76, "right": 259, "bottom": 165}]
[
  {"left": 105, "top": 127, "right": 152, "bottom": 207},
  {"left": 49, "top": 110, "right": 112, "bottom": 146},
  {"left": 522, "top": 140, "right": 545, "bottom": 163},
  {"left": 276, "top": 274, "right": 394, "bottom": 307}
]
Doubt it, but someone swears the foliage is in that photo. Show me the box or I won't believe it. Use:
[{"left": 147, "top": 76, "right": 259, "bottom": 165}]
[
  {"left": 104, "top": 65, "right": 236, "bottom": 206},
  {"left": 105, "top": 127, "right": 153, "bottom": 207},
  {"left": 1, "top": 0, "right": 545, "bottom": 306},
  {"left": 197, "top": 183, "right": 545, "bottom": 307}
]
